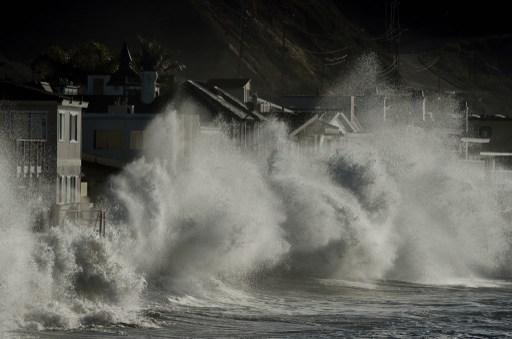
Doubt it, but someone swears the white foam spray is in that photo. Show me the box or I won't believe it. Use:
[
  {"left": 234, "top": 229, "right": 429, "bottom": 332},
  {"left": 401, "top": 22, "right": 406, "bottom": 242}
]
[
  {"left": 110, "top": 100, "right": 511, "bottom": 293},
  {"left": 0, "top": 146, "right": 145, "bottom": 331},
  {"left": 2, "top": 64, "right": 512, "bottom": 332}
]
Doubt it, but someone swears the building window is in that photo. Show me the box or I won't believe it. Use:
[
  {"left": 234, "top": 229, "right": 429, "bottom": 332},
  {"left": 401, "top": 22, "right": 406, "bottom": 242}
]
[
  {"left": 58, "top": 112, "right": 65, "bottom": 141},
  {"left": 94, "top": 129, "right": 122, "bottom": 150},
  {"left": 57, "top": 175, "right": 63, "bottom": 203},
  {"left": 65, "top": 176, "right": 69, "bottom": 203},
  {"left": 70, "top": 176, "right": 76, "bottom": 203},
  {"left": 92, "top": 78, "right": 104, "bottom": 95},
  {"left": 69, "top": 113, "right": 78, "bottom": 142},
  {"left": 130, "top": 130, "right": 144, "bottom": 150},
  {"left": 479, "top": 126, "right": 492, "bottom": 138},
  {"left": 29, "top": 113, "right": 47, "bottom": 139}
]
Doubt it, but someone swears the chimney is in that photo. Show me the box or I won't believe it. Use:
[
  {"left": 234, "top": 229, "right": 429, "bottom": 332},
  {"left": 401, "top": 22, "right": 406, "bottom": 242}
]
[
  {"left": 251, "top": 92, "right": 259, "bottom": 112},
  {"left": 140, "top": 50, "right": 159, "bottom": 104},
  {"left": 141, "top": 70, "right": 158, "bottom": 104}
]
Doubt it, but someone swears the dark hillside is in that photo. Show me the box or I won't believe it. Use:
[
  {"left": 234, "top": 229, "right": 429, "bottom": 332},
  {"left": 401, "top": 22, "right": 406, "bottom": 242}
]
[{"left": 1, "top": 0, "right": 512, "bottom": 113}]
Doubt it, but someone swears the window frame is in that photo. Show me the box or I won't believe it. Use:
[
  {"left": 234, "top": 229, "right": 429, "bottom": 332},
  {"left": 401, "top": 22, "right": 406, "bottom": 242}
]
[
  {"left": 129, "top": 130, "right": 144, "bottom": 150},
  {"left": 57, "top": 175, "right": 63, "bottom": 203},
  {"left": 69, "top": 112, "right": 78, "bottom": 143},
  {"left": 58, "top": 112, "right": 65, "bottom": 142},
  {"left": 70, "top": 176, "right": 76, "bottom": 203}
]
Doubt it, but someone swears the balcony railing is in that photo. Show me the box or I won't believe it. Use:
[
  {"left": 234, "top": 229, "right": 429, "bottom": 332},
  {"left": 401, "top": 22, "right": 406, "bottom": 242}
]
[{"left": 15, "top": 139, "right": 47, "bottom": 180}]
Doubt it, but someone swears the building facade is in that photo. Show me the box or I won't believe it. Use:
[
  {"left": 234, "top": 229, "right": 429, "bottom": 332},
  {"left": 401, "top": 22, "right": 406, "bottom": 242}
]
[{"left": 0, "top": 82, "right": 88, "bottom": 226}]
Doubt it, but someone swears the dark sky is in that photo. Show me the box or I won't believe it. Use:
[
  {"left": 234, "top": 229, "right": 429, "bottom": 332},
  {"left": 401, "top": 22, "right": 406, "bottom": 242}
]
[
  {"left": 1, "top": 0, "right": 511, "bottom": 61},
  {"left": 0, "top": 0, "right": 205, "bottom": 60}
]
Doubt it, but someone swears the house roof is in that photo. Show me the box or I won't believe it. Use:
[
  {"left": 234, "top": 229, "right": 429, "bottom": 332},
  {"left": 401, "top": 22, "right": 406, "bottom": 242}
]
[
  {"left": 206, "top": 78, "right": 251, "bottom": 89},
  {"left": 0, "top": 81, "right": 88, "bottom": 109},
  {"left": 319, "top": 111, "right": 339, "bottom": 122},
  {"left": 337, "top": 112, "right": 360, "bottom": 133},
  {"left": 256, "top": 97, "right": 295, "bottom": 115},
  {"left": 0, "top": 81, "right": 64, "bottom": 101},
  {"left": 108, "top": 42, "right": 140, "bottom": 86},
  {"left": 184, "top": 80, "right": 254, "bottom": 121},
  {"left": 289, "top": 114, "right": 340, "bottom": 137},
  {"left": 212, "top": 86, "right": 266, "bottom": 121},
  {"left": 83, "top": 92, "right": 171, "bottom": 114}
]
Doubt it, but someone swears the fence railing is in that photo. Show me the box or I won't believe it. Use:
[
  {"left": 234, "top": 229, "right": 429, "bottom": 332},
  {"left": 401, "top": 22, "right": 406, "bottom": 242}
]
[
  {"left": 60, "top": 208, "right": 107, "bottom": 236},
  {"left": 15, "top": 139, "right": 46, "bottom": 181}
]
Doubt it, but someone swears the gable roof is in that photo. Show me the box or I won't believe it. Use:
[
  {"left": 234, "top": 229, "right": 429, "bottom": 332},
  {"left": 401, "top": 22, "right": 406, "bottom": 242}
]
[
  {"left": 320, "top": 112, "right": 347, "bottom": 135},
  {"left": 184, "top": 80, "right": 254, "bottom": 121},
  {"left": 289, "top": 114, "right": 340, "bottom": 137},
  {"left": 108, "top": 42, "right": 140, "bottom": 86},
  {"left": 213, "top": 86, "right": 266, "bottom": 121}
]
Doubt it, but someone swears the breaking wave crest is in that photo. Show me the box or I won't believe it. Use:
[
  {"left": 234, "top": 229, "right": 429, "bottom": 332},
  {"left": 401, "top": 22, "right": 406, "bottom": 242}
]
[
  {"left": 113, "top": 109, "right": 511, "bottom": 290},
  {"left": 2, "top": 106, "right": 512, "bottom": 332},
  {"left": 0, "top": 149, "right": 145, "bottom": 331}
]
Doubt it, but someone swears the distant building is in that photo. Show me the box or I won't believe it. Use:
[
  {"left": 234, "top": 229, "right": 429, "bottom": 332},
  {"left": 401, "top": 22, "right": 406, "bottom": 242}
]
[
  {"left": 0, "top": 81, "right": 89, "bottom": 227},
  {"left": 289, "top": 114, "right": 342, "bottom": 151},
  {"left": 206, "top": 78, "right": 251, "bottom": 104},
  {"left": 461, "top": 115, "right": 512, "bottom": 164},
  {"left": 181, "top": 78, "right": 299, "bottom": 148},
  {"left": 277, "top": 95, "right": 363, "bottom": 151},
  {"left": 82, "top": 113, "right": 156, "bottom": 168},
  {"left": 85, "top": 42, "right": 160, "bottom": 103},
  {"left": 81, "top": 42, "right": 171, "bottom": 172}
]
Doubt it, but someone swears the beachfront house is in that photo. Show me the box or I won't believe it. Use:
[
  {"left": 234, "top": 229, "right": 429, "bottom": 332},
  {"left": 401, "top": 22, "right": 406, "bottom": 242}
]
[{"left": 0, "top": 81, "right": 90, "bottom": 227}]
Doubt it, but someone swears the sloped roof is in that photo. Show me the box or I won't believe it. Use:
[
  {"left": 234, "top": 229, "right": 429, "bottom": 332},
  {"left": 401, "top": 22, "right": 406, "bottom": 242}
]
[
  {"left": 290, "top": 114, "right": 340, "bottom": 137},
  {"left": 108, "top": 42, "right": 140, "bottom": 86},
  {"left": 184, "top": 80, "right": 254, "bottom": 121},
  {"left": 319, "top": 111, "right": 339, "bottom": 122},
  {"left": 213, "top": 86, "right": 266, "bottom": 121},
  {"left": 0, "top": 81, "right": 63, "bottom": 101},
  {"left": 256, "top": 97, "right": 295, "bottom": 115}
]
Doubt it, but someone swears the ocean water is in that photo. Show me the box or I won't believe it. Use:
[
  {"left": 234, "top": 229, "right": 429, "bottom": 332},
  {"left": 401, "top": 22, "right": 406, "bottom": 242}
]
[
  {"left": 2, "top": 108, "right": 512, "bottom": 338},
  {"left": 25, "top": 278, "right": 512, "bottom": 338}
]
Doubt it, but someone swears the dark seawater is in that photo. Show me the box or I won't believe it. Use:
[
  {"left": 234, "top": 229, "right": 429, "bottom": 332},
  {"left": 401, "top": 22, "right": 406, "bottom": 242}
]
[{"left": 20, "top": 278, "right": 512, "bottom": 338}]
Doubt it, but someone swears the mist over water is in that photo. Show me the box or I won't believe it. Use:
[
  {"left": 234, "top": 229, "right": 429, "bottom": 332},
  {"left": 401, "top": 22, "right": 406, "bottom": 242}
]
[{"left": 1, "top": 94, "right": 512, "bottom": 335}]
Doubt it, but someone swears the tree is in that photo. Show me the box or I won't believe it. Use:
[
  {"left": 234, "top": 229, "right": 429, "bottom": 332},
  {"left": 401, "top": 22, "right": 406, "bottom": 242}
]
[
  {"left": 32, "top": 42, "right": 117, "bottom": 84},
  {"left": 31, "top": 45, "right": 70, "bottom": 82},
  {"left": 136, "top": 36, "right": 185, "bottom": 93},
  {"left": 70, "top": 41, "right": 117, "bottom": 75}
]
